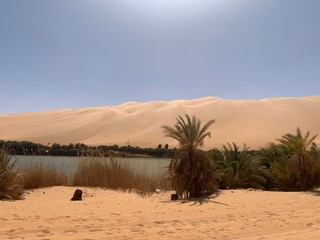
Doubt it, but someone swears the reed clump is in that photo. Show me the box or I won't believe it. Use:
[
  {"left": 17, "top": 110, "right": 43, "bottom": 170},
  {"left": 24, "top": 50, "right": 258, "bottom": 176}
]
[
  {"left": 73, "top": 158, "right": 170, "bottom": 194},
  {"left": 21, "top": 161, "right": 68, "bottom": 189}
]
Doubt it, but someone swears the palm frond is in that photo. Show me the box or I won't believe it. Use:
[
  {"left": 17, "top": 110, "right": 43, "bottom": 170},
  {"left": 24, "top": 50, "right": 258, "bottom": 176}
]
[{"left": 212, "top": 142, "right": 265, "bottom": 189}]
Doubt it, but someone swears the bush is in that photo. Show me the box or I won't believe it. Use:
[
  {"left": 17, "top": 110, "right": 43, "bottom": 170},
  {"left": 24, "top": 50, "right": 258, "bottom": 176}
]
[
  {"left": 211, "top": 143, "right": 265, "bottom": 189},
  {"left": 0, "top": 146, "right": 23, "bottom": 200}
]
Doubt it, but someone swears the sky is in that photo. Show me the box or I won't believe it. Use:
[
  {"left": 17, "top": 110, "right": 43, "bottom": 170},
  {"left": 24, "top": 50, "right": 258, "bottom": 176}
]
[{"left": 0, "top": 0, "right": 319, "bottom": 114}]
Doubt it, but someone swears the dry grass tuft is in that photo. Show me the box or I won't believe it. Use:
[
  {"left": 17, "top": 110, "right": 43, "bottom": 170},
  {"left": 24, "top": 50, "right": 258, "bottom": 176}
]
[
  {"left": 73, "top": 158, "right": 171, "bottom": 194},
  {"left": 21, "top": 161, "right": 69, "bottom": 189}
]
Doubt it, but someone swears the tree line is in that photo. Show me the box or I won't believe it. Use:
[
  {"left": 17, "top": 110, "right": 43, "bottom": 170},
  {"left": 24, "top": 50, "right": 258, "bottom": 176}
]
[
  {"left": 162, "top": 114, "right": 320, "bottom": 199},
  {"left": 1, "top": 114, "right": 320, "bottom": 200},
  {"left": 0, "top": 140, "right": 176, "bottom": 158}
]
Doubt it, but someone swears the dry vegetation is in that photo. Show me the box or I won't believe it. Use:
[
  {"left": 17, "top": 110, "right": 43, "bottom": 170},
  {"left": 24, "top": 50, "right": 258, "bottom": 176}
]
[
  {"left": 21, "top": 161, "right": 69, "bottom": 189},
  {"left": 73, "top": 158, "right": 171, "bottom": 194},
  {"left": 7, "top": 157, "right": 170, "bottom": 195}
]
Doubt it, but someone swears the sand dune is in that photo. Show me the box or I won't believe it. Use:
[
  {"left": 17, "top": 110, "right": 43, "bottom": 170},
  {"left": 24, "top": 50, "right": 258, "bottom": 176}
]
[
  {"left": 1, "top": 187, "right": 320, "bottom": 239},
  {"left": 1, "top": 96, "right": 319, "bottom": 149}
]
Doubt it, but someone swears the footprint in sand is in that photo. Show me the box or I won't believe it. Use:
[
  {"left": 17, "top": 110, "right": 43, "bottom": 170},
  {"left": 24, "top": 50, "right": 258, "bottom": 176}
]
[
  {"left": 171, "top": 220, "right": 182, "bottom": 226},
  {"left": 111, "top": 212, "right": 121, "bottom": 216},
  {"left": 5, "top": 228, "right": 25, "bottom": 236},
  {"left": 64, "top": 229, "right": 78, "bottom": 234},
  {"left": 130, "top": 228, "right": 145, "bottom": 233},
  {"left": 40, "top": 229, "right": 50, "bottom": 234},
  {"left": 154, "top": 221, "right": 165, "bottom": 224},
  {"left": 36, "top": 229, "right": 52, "bottom": 238},
  {"left": 6, "top": 229, "right": 16, "bottom": 234},
  {"left": 172, "top": 219, "right": 181, "bottom": 223},
  {"left": 89, "top": 228, "right": 104, "bottom": 232},
  {"left": 158, "top": 230, "right": 166, "bottom": 235}
]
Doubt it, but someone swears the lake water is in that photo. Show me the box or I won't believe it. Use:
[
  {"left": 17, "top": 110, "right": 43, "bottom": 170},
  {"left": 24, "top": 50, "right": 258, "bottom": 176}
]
[{"left": 11, "top": 155, "right": 171, "bottom": 176}]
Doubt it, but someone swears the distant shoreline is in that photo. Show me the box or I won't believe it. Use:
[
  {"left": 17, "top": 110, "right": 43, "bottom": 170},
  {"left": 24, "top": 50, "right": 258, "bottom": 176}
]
[{"left": 1, "top": 140, "right": 175, "bottom": 158}]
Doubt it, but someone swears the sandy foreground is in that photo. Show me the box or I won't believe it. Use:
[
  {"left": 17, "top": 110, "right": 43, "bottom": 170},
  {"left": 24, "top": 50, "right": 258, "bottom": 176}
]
[
  {"left": 1, "top": 187, "right": 320, "bottom": 240},
  {"left": 1, "top": 96, "right": 320, "bottom": 149}
]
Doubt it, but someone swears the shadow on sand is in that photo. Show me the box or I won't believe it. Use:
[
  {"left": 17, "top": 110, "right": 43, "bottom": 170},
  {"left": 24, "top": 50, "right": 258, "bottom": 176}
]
[
  {"left": 308, "top": 188, "right": 320, "bottom": 196},
  {"left": 161, "top": 191, "right": 229, "bottom": 206}
]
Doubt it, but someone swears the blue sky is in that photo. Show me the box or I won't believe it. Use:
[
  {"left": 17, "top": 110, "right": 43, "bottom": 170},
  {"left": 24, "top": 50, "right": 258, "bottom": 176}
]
[{"left": 0, "top": 0, "right": 319, "bottom": 114}]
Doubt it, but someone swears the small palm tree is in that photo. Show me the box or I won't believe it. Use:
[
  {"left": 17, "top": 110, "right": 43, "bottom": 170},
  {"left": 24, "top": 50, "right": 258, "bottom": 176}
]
[
  {"left": 212, "top": 143, "right": 265, "bottom": 189},
  {"left": 162, "top": 114, "right": 216, "bottom": 198},
  {"left": 279, "top": 128, "right": 320, "bottom": 190},
  {"left": 259, "top": 142, "right": 286, "bottom": 169},
  {"left": 260, "top": 128, "right": 320, "bottom": 190},
  {"left": 0, "top": 146, "right": 23, "bottom": 200},
  {"left": 258, "top": 142, "right": 288, "bottom": 190}
]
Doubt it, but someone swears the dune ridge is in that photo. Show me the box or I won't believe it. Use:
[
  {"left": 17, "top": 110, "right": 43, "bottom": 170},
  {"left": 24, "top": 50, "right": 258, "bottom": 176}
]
[{"left": 1, "top": 96, "right": 319, "bottom": 149}]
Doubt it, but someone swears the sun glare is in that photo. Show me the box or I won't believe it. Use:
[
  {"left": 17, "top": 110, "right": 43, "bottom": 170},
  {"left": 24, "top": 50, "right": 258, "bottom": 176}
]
[{"left": 123, "top": 0, "right": 224, "bottom": 20}]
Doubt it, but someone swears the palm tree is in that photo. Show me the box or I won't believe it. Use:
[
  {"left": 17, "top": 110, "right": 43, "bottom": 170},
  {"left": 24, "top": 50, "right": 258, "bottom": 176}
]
[
  {"left": 162, "top": 114, "right": 216, "bottom": 198},
  {"left": 258, "top": 142, "right": 288, "bottom": 190},
  {"left": 212, "top": 143, "right": 265, "bottom": 189},
  {"left": 259, "top": 128, "right": 320, "bottom": 190},
  {"left": 279, "top": 128, "right": 320, "bottom": 190}
]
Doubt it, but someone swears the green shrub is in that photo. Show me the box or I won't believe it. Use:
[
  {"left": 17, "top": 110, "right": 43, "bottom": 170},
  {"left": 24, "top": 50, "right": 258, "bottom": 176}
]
[{"left": 211, "top": 143, "right": 265, "bottom": 189}]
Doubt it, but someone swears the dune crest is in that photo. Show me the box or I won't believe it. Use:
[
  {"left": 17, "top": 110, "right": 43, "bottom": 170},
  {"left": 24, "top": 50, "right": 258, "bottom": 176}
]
[{"left": 1, "top": 96, "right": 319, "bottom": 149}]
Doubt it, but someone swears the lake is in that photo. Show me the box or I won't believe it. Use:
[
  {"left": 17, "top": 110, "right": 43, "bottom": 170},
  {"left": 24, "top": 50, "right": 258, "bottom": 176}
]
[{"left": 11, "top": 155, "right": 172, "bottom": 176}]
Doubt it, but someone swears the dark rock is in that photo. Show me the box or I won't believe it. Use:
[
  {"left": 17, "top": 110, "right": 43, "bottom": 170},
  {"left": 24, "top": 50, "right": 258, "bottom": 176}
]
[
  {"left": 171, "top": 193, "right": 179, "bottom": 201},
  {"left": 71, "top": 189, "right": 83, "bottom": 201}
]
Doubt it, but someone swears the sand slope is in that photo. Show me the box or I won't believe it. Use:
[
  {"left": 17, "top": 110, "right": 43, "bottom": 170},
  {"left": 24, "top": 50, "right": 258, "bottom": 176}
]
[
  {"left": 1, "top": 96, "right": 320, "bottom": 149},
  {"left": 1, "top": 187, "right": 320, "bottom": 239}
]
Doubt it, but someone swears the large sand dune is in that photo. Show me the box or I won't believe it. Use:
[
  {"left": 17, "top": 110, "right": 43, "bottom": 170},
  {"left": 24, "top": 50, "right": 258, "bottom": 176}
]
[{"left": 1, "top": 96, "right": 319, "bottom": 149}]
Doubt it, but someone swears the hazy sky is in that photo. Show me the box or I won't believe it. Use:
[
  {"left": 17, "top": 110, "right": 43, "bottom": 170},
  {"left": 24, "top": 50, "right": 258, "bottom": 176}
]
[{"left": 1, "top": 0, "right": 319, "bottom": 114}]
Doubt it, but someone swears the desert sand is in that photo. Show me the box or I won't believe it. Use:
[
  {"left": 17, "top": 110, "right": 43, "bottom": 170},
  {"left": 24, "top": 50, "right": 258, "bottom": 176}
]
[
  {"left": 1, "top": 96, "right": 320, "bottom": 149},
  {"left": 1, "top": 187, "right": 320, "bottom": 239}
]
